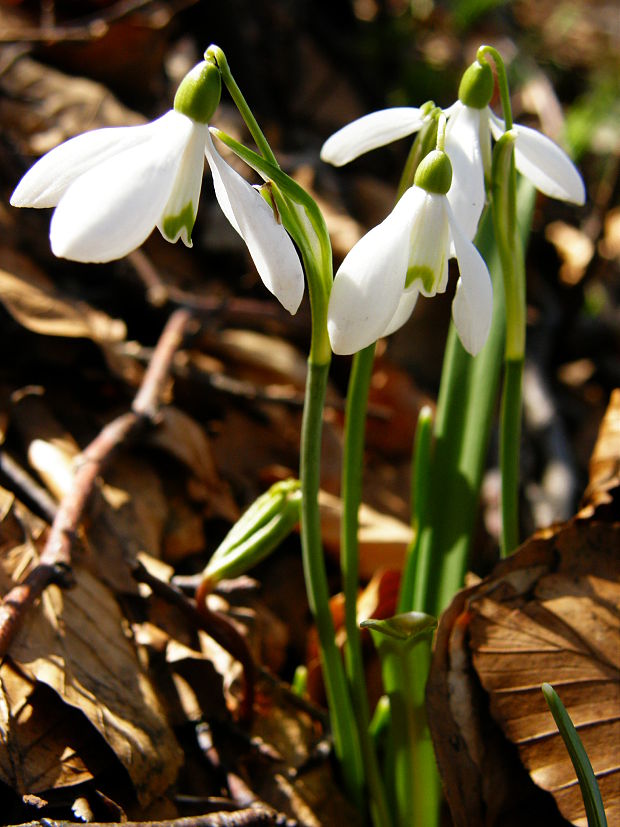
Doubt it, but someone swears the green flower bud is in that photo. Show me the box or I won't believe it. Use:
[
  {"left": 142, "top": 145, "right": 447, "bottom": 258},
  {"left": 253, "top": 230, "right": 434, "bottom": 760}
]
[
  {"left": 174, "top": 60, "right": 221, "bottom": 124},
  {"left": 413, "top": 149, "right": 452, "bottom": 194},
  {"left": 458, "top": 60, "right": 494, "bottom": 109},
  {"left": 201, "top": 479, "right": 301, "bottom": 590}
]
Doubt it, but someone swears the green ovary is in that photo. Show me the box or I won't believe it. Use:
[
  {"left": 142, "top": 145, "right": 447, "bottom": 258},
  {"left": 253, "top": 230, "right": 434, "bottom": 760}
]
[
  {"left": 162, "top": 202, "right": 195, "bottom": 244},
  {"left": 406, "top": 264, "right": 436, "bottom": 293}
]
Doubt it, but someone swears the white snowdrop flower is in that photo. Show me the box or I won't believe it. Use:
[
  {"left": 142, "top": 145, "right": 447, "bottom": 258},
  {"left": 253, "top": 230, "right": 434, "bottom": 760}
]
[
  {"left": 327, "top": 150, "right": 493, "bottom": 356},
  {"left": 10, "top": 60, "right": 304, "bottom": 315},
  {"left": 321, "top": 61, "right": 585, "bottom": 243}
]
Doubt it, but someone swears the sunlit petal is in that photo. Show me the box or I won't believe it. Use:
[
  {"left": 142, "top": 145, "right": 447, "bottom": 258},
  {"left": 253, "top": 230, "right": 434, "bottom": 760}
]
[
  {"left": 488, "top": 111, "right": 585, "bottom": 205},
  {"left": 10, "top": 117, "right": 161, "bottom": 209},
  {"left": 320, "top": 108, "right": 425, "bottom": 167},
  {"left": 382, "top": 287, "right": 420, "bottom": 337},
  {"left": 50, "top": 112, "right": 193, "bottom": 262},
  {"left": 447, "top": 202, "right": 493, "bottom": 355},
  {"left": 406, "top": 191, "right": 450, "bottom": 296},
  {"left": 445, "top": 103, "right": 486, "bottom": 240},
  {"left": 327, "top": 188, "right": 418, "bottom": 354},
  {"left": 205, "top": 133, "right": 304, "bottom": 314},
  {"left": 158, "top": 122, "right": 207, "bottom": 246}
]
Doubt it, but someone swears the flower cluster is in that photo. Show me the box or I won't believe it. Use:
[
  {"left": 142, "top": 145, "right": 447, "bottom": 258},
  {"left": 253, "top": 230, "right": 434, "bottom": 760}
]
[
  {"left": 10, "top": 60, "right": 304, "bottom": 315},
  {"left": 11, "top": 52, "right": 585, "bottom": 359},
  {"left": 321, "top": 58, "right": 585, "bottom": 355}
]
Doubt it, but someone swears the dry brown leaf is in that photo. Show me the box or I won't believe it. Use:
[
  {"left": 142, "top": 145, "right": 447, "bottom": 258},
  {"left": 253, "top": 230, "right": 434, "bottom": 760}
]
[
  {"left": 146, "top": 405, "right": 239, "bottom": 524},
  {"left": 319, "top": 489, "right": 412, "bottom": 578},
  {"left": 0, "top": 502, "right": 183, "bottom": 806},
  {"left": 0, "top": 54, "right": 144, "bottom": 156},
  {"left": 428, "top": 391, "right": 620, "bottom": 827},
  {"left": 0, "top": 661, "right": 107, "bottom": 794},
  {"left": 0, "top": 264, "right": 127, "bottom": 343}
]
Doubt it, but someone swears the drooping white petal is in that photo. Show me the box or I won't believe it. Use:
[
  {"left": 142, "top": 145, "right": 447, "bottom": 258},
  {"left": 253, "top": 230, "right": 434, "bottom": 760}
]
[
  {"left": 446, "top": 201, "right": 493, "bottom": 355},
  {"left": 488, "top": 111, "right": 585, "bottom": 205},
  {"left": 445, "top": 103, "right": 486, "bottom": 240},
  {"left": 205, "top": 133, "right": 304, "bottom": 314},
  {"left": 327, "top": 187, "right": 418, "bottom": 354},
  {"left": 382, "top": 286, "right": 420, "bottom": 337},
  {"left": 50, "top": 111, "right": 193, "bottom": 262},
  {"left": 10, "top": 117, "right": 160, "bottom": 209},
  {"left": 406, "top": 191, "right": 450, "bottom": 297},
  {"left": 320, "top": 108, "right": 425, "bottom": 167},
  {"left": 158, "top": 121, "right": 208, "bottom": 246}
]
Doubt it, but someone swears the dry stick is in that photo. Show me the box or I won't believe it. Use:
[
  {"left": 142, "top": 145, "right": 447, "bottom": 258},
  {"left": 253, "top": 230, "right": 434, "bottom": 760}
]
[
  {"left": 12, "top": 809, "right": 284, "bottom": 827},
  {"left": 0, "top": 308, "right": 191, "bottom": 659}
]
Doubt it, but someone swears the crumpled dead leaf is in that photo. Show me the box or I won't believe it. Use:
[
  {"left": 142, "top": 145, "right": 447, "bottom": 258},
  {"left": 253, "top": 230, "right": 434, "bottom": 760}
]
[
  {"left": 427, "top": 389, "right": 620, "bottom": 827},
  {"left": 0, "top": 491, "right": 183, "bottom": 806},
  {"left": 0, "top": 253, "right": 126, "bottom": 345}
]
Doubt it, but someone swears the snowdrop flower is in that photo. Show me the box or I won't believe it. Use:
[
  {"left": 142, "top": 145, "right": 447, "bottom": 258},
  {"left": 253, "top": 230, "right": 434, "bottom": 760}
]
[
  {"left": 10, "top": 61, "right": 304, "bottom": 314},
  {"left": 327, "top": 149, "right": 493, "bottom": 356},
  {"left": 321, "top": 61, "right": 585, "bottom": 242}
]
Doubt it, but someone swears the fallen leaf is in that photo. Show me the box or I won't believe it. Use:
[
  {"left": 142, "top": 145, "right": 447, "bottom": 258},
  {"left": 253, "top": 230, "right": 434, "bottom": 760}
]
[
  {"left": 0, "top": 499, "right": 183, "bottom": 806},
  {"left": 427, "top": 389, "right": 620, "bottom": 827}
]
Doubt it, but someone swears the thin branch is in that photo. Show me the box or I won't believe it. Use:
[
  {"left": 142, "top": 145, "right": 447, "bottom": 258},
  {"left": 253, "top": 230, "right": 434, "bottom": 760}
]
[
  {"left": 12, "top": 808, "right": 286, "bottom": 827},
  {"left": 0, "top": 309, "right": 192, "bottom": 658}
]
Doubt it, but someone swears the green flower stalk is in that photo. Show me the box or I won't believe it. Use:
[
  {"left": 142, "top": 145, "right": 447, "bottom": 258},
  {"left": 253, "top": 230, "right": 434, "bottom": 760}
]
[{"left": 206, "top": 50, "right": 364, "bottom": 805}]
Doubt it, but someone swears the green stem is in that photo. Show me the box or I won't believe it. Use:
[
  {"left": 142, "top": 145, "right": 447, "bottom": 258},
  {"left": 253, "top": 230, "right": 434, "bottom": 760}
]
[
  {"left": 301, "top": 359, "right": 365, "bottom": 807},
  {"left": 499, "top": 359, "right": 523, "bottom": 554},
  {"left": 205, "top": 45, "right": 278, "bottom": 167},
  {"left": 477, "top": 45, "right": 513, "bottom": 130},
  {"left": 542, "top": 684, "right": 608, "bottom": 827},
  {"left": 341, "top": 344, "right": 392, "bottom": 827},
  {"left": 419, "top": 181, "right": 535, "bottom": 615},
  {"left": 380, "top": 638, "right": 439, "bottom": 827},
  {"left": 398, "top": 406, "right": 433, "bottom": 613}
]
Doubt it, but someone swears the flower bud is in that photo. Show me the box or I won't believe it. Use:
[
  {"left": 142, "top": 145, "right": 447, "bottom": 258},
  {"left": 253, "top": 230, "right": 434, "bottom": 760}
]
[
  {"left": 458, "top": 60, "right": 494, "bottom": 109},
  {"left": 201, "top": 479, "right": 301, "bottom": 591},
  {"left": 414, "top": 149, "right": 452, "bottom": 194},
  {"left": 174, "top": 61, "right": 221, "bottom": 124}
]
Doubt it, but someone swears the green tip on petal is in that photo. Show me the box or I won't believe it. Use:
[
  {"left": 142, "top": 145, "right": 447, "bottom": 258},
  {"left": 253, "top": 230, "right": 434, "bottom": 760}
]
[
  {"left": 162, "top": 202, "right": 196, "bottom": 244},
  {"left": 174, "top": 61, "right": 221, "bottom": 124},
  {"left": 406, "top": 263, "right": 435, "bottom": 292},
  {"left": 414, "top": 149, "right": 452, "bottom": 194},
  {"left": 458, "top": 61, "right": 494, "bottom": 109}
]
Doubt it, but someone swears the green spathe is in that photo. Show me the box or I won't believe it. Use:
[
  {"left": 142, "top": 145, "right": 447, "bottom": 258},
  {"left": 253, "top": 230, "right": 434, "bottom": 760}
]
[
  {"left": 414, "top": 150, "right": 452, "bottom": 195},
  {"left": 174, "top": 61, "right": 221, "bottom": 124},
  {"left": 458, "top": 61, "right": 494, "bottom": 109},
  {"left": 162, "top": 201, "right": 195, "bottom": 244}
]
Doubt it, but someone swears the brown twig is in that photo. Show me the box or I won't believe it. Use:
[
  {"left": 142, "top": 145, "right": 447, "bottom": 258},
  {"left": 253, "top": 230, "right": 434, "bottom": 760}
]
[
  {"left": 13, "top": 809, "right": 284, "bottom": 827},
  {"left": 0, "top": 308, "right": 192, "bottom": 659}
]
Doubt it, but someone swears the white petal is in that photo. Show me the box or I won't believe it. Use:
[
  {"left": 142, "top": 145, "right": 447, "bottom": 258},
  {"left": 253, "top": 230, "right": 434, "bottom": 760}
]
[
  {"left": 205, "top": 133, "right": 304, "bottom": 314},
  {"left": 488, "top": 111, "right": 585, "bottom": 205},
  {"left": 406, "top": 191, "right": 450, "bottom": 296},
  {"left": 10, "top": 117, "right": 161, "bottom": 209},
  {"left": 50, "top": 111, "right": 193, "bottom": 262},
  {"left": 447, "top": 202, "right": 493, "bottom": 355},
  {"left": 382, "top": 287, "right": 420, "bottom": 337},
  {"left": 320, "top": 108, "right": 425, "bottom": 167},
  {"left": 327, "top": 188, "right": 418, "bottom": 354},
  {"left": 158, "top": 122, "right": 207, "bottom": 246},
  {"left": 445, "top": 103, "right": 486, "bottom": 240}
]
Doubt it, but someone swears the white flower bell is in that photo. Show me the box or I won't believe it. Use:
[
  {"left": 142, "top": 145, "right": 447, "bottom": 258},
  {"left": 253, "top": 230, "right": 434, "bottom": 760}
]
[
  {"left": 327, "top": 150, "right": 493, "bottom": 356},
  {"left": 321, "top": 59, "right": 585, "bottom": 243},
  {"left": 10, "top": 61, "right": 304, "bottom": 315}
]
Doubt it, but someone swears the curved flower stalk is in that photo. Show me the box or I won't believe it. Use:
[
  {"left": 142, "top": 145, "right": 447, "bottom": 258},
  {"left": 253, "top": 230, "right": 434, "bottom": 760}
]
[
  {"left": 321, "top": 62, "right": 585, "bottom": 243},
  {"left": 327, "top": 149, "right": 493, "bottom": 357},
  {"left": 10, "top": 60, "right": 304, "bottom": 315}
]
